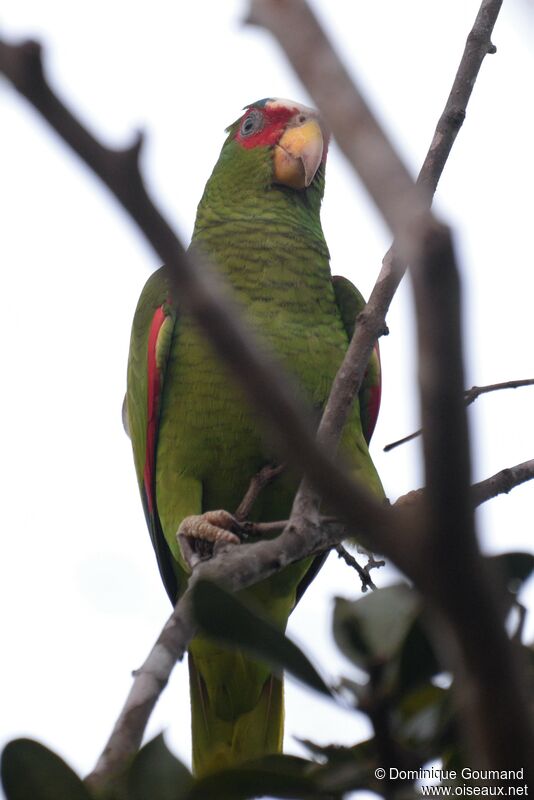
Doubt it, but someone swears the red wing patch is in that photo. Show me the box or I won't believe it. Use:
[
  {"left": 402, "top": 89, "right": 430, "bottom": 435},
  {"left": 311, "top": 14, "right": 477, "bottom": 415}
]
[
  {"left": 363, "top": 342, "right": 382, "bottom": 444},
  {"left": 143, "top": 305, "right": 167, "bottom": 514}
]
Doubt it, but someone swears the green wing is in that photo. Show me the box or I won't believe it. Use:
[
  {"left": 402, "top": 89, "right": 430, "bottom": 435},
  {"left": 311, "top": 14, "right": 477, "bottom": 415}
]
[
  {"left": 126, "top": 266, "right": 182, "bottom": 602},
  {"left": 332, "top": 275, "right": 382, "bottom": 444}
]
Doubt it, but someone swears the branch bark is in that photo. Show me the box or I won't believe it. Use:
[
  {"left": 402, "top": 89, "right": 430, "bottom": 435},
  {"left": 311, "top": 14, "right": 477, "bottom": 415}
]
[
  {"left": 470, "top": 458, "right": 534, "bottom": 506},
  {"left": 247, "top": 457, "right": 534, "bottom": 533},
  {"left": 87, "top": 512, "right": 350, "bottom": 790},
  {"left": 234, "top": 462, "right": 285, "bottom": 521},
  {"left": 244, "top": 0, "right": 510, "bottom": 612},
  {"left": 248, "top": 0, "right": 534, "bottom": 783},
  {"left": 395, "top": 458, "right": 534, "bottom": 511},
  {"left": 247, "top": 0, "right": 504, "bottom": 460}
]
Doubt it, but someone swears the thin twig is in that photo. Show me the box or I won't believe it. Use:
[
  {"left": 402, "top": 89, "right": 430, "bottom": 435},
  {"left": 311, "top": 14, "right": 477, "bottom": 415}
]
[
  {"left": 384, "top": 378, "right": 534, "bottom": 452},
  {"left": 335, "top": 544, "right": 385, "bottom": 592},
  {"left": 383, "top": 428, "right": 422, "bottom": 453},
  {"left": 234, "top": 463, "right": 285, "bottom": 521},
  {"left": 464, "top": 378, "right": 534, "bottom": 405}
]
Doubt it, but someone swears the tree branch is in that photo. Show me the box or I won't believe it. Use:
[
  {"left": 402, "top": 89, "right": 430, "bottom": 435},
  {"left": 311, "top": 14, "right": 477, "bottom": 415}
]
[
  {"left": 384, "top": 378, "right": 534, "bottom": 452},
  {"left": 464, "top": 378, "right": 534, "bottom": 406},
  {"left": 248, "top": 2, "right": 431, "bottom": 257},
  {"left": 248, "top": 0, "right": 503, "bottom": 462},
  {"left": 245, "top": 0, "right": 507, "bottom": 609},
  {"left": 393, "top": 462, "right": 534, "bottom": 514},
  {"left": 334, "top": 545, "right": 385, "bottom": 592},
  {"left": 87, "top": 452, "right": 534, "bottom": 790},
  {"left": 248, "top": 0, "right": 534, "bottom": 782},
  {"left": 87, "top": 513, "right": 351, "bottom": 790},
  {"left": 409, "top": 217, "right": 533, "bottom": 775},
  {"left": 244, "top": 456, "right": 534, "bottom": 535},
  {"left": 470, "top": 458, "right": 534, "bottom": 506},
  {"left": 234, "top": 463, "right": 285, "bottom": 522}
]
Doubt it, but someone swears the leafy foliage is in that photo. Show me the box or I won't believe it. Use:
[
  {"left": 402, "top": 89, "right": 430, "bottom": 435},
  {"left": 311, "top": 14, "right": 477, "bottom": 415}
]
[
  {"left": 2, "top": 552, "right": 532, "bottom": 799},
  {"left": 128, "top": 734, "right": 193, "bottom": 800},
  {"left": 1, "top": 739, "right": 92, "bottom": 800}
]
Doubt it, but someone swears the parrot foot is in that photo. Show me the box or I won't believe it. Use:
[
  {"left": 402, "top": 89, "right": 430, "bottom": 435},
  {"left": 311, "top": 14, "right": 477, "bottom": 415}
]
[{"left": 177, "top": 509, "right": 244, "bottom": 569}]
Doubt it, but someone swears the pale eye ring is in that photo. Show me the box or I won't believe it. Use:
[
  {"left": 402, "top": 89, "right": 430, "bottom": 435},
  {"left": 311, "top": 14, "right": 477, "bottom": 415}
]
[{"left": 240, "top": 109, "right": 264, "bottom": 137}]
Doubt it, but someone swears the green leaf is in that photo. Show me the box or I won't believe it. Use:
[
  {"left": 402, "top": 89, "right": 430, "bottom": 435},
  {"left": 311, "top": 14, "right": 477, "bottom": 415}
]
[
  {"left": 1, "top": 738, "right": 92, "bottom": 800},
  {"left": 128, "top": 734, "right": 193, "bottom": 800},
  {"left": 191, "top": 580, "right": 331, "bottom": 696},
  {"left": 333, "top": 584, "right": 420, "bottom": 671}
]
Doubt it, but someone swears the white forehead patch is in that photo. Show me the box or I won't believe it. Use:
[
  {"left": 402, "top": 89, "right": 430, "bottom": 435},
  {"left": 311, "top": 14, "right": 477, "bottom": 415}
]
[{"left": 266, "top": 97, "right": 317, "bottom": 116}]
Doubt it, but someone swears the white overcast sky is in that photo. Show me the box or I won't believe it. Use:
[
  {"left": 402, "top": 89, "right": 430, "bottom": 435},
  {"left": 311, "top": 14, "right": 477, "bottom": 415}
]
[{"left": 1, "top": 0, "right": 533, "bottom": 793}]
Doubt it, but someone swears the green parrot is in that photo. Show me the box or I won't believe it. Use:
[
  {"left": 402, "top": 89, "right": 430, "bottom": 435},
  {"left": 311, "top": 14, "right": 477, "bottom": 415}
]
[{"left": 125, "top": 97, "right": 384, "bottom": 776}]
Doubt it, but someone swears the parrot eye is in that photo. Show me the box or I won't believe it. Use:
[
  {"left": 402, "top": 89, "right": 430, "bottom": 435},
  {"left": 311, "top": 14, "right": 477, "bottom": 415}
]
[{"left": 240, "top": 109, "right": 264, "bottom": 137}]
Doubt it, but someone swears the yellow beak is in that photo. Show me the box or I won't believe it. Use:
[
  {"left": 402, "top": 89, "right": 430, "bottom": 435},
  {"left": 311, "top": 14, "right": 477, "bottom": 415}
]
[{"left": 273, "top": 117, "right": 324, "bottom": 190}]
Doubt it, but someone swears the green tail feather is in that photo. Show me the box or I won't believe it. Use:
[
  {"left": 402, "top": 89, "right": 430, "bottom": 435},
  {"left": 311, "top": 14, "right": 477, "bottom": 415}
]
[{"left": 189, "top": 648, "right": 284, "bottom": 776}]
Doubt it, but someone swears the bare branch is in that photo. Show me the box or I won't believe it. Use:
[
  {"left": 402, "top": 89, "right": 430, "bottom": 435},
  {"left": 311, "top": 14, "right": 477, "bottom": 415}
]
[
  {"left": 471, "top": 459, "right": 534, "bottom": 506},
  {"left": 248, "top": 0, "right": 534, "bottom": 779},
  {"left": 383, "top": 427, "right": 422, "bottom": 453},
  {"left": 334, "top": 545, "right": 385, "bottom": 592},
  {"left": 410, "top": 223, "right": 534, "bottom": 774},
  {"left": 234, "top": 463, "right": 285, "bottom": 522},
  {"left": 87, "top": 512, "right": 351, "bottom": 790},
  {"left": 248, "top": 2, "right": 430, "bottom": 257},
  {"left": 464, "top": 378, "right": 534, "bottom": 406},
  {"left": 248, "top": 0, "right": 507, "bottom": 610},
  {"left": 246, "top": 456, "right": 534, "bottom": 539},
  {"left": 248, "top": 0, "right": 504, "bottom": 457},
  {"left": 385, "top": 378, "right": 534, "bottom": 452}
]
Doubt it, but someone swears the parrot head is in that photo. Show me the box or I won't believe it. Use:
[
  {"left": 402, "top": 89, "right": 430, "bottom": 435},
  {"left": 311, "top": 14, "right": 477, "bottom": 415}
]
[
  {"left": 230, "top": 97, "right": 329, "bottom": 190},
  {"left": 193, "top": 98, "right": 329, "bottom": 231}
]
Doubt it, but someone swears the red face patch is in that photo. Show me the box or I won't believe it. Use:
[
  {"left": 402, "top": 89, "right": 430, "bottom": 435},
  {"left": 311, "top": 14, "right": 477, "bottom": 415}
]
[{"left": 235, "top": 104, "right": 297, "bottom": 149}]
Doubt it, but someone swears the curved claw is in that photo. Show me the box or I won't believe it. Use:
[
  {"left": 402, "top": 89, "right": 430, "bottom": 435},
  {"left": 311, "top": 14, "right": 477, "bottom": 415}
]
[{"left": 177, "top": 509, "right": 242, "bottom": 569}]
